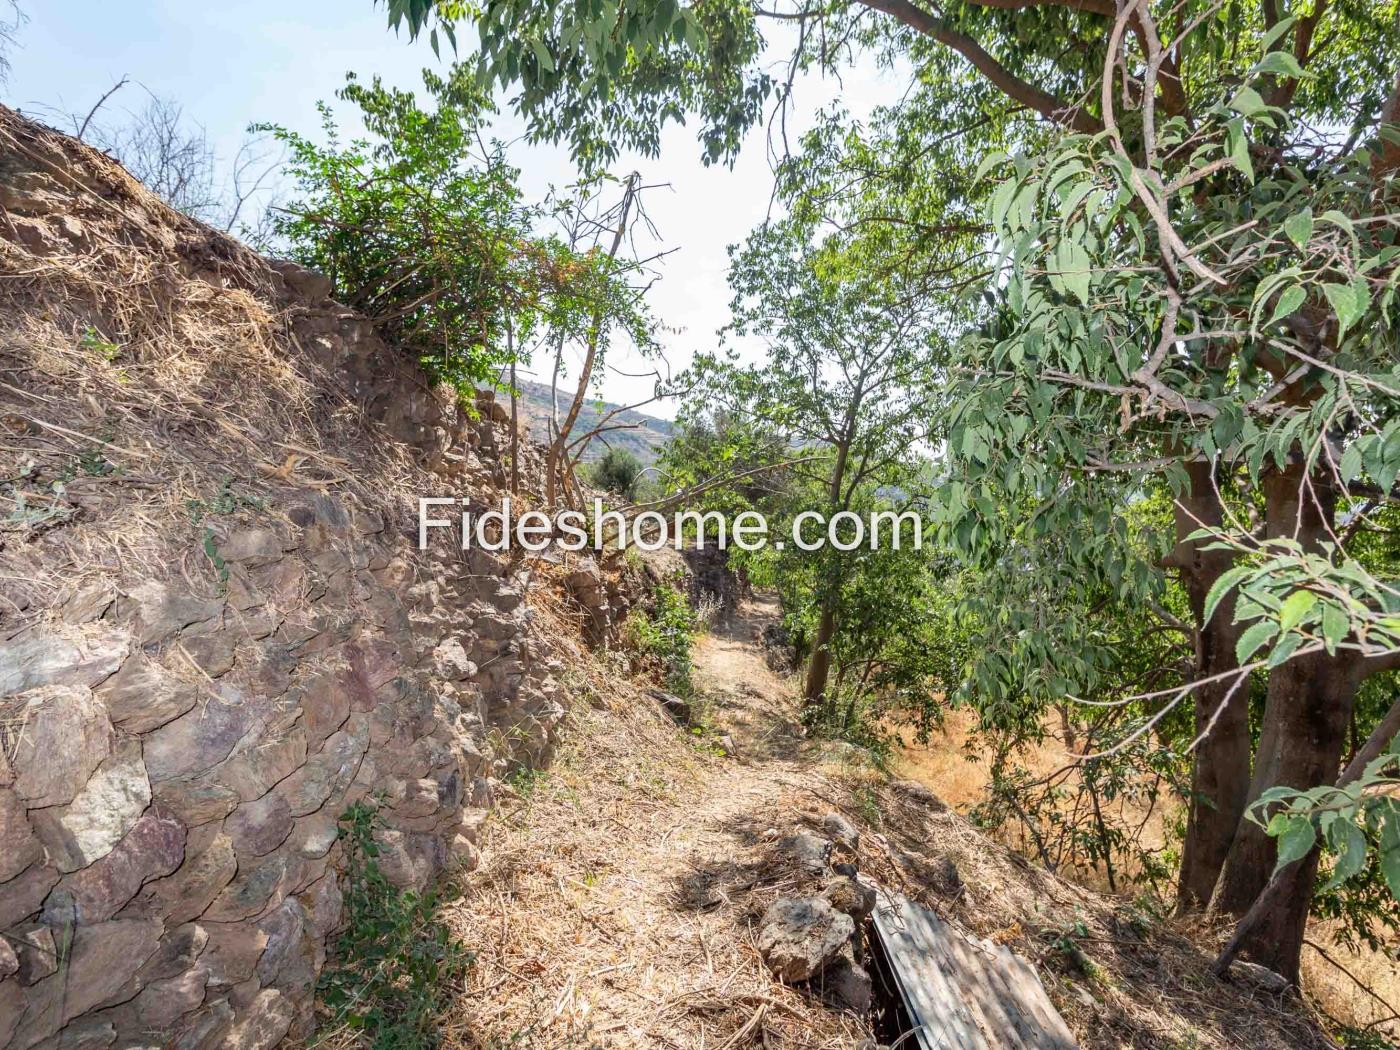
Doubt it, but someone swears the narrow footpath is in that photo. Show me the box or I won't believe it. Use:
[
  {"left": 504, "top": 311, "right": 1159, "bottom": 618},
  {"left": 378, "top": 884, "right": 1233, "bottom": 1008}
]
[{"left": 439, "top": 597, "right": 1328, "bottom": 1050}]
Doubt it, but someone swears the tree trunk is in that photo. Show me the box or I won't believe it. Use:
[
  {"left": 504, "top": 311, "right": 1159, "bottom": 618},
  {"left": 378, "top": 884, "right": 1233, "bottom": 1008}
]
[
  {"left": 1167, "top": 461, "right": 1253, "bottom": 910},
  {"left": 802, "top": 434, "right": 854, "bottom": 706},
  {"left": 804, "top": 602, "right": 839, "bottom": 704},
  {"left": 1211, "top": 465, "right": 1357, "bottom": 983}
]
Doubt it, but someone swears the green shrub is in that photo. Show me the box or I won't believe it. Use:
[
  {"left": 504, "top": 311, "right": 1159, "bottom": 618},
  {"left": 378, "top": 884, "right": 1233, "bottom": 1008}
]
[
  {"left": 263, "top": 71, "right": 654, "bottom": 396},
  {"left": 316, "top": 802, "right": 470, "bottom": 1049},
  {"left": 586, "top": 448, "right": 643, "bottom": 501},
  {"left": 623, "top": 580, "right": 698, "bottom": 696}
]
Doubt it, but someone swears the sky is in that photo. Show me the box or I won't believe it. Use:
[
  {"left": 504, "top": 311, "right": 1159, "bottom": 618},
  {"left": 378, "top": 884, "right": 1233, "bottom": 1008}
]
[{"left": 2, "top": 1, "right": 900, "bottom": 417}]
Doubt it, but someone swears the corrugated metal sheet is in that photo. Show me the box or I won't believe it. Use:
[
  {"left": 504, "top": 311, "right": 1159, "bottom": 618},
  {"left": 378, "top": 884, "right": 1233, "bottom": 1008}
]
[{"left": 871, "top": 891, "right": 1079, "bottom": 1050}]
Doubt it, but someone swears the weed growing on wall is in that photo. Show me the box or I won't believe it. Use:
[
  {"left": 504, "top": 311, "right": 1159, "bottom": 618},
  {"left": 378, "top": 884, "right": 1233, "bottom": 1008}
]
[{"left": 317, "top": 802, "right": 471, "bottom": 1048}]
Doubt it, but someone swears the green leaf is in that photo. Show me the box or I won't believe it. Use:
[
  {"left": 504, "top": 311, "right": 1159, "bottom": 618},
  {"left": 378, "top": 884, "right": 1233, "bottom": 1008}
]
[
  {"left": 1339, "top": 443, "right": 1363, "bottom": 485},
  {"left": 1253, "top": 50, "right": 1307, "bottom": 78},
  {"left": 1268, "top": 631, "right": 1303, "bottom": 668},
  {"left": 1278, "top": 589, "right": 1317, "bottom": 633},
  {"left": 1273, "top": 814, "right": 1317, "bottom": 871},
  {"left": 1378, "top": 814, "right": 1400, "bottom": 899},
  {"left": 1267, "top": 285, "right": 1306, "bottom": 327},
  {"left": 1259, "top": 15, "right": 1298, "bottom": 52},
  {"left": 1237, "top": 620, "right": 1277, "bottom": 662},
  {"left": 1282, "top": 208, "right": 1313, "bottom": 250},
  {"left": 1228, "top": 119, "right": 1254, "bottom": 183},
  {"left": 1203, "top": 565, "right": 1250, "bottom": 626},
  {"left": 1321, "top": 820, "right": 1367, "bottom": 890},
  {"left": 973, "top": 151, "right": 1010, "bottom": 186},
  {"left": 530, "top": 37, "right": 556, "bottom": 72},
  {"left": 1054, "top": 237, "right": 1092, "bottom": 306},
  {"left": 1230, "top": 86, "right": 1268, "bottom": 117},
  {"left": 1322, "top": 282, "right": 1364, "bottom": 338},
  {"left": 1321, "top": 603, "right": 1349, "bottom": 655}
]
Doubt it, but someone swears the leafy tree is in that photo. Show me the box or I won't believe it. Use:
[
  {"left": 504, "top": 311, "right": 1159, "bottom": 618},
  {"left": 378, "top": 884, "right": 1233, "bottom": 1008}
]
[
  {"left": 265, "top": 70, "right": 654, "bottom": 395},
  {"left": 688, "top": 219, "right": 942, "bottom": 706},
  {"left": 588, "top": 446, "right": 645, "bottom": 499},
  {"left": 381, "top": 0, "right": 1400, "bottom": 983}
]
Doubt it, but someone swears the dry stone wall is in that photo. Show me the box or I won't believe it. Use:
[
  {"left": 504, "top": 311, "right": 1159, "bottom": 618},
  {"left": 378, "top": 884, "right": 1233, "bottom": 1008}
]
[{"left": 0, "top": 105, "right": 610, "bottom": 1048}]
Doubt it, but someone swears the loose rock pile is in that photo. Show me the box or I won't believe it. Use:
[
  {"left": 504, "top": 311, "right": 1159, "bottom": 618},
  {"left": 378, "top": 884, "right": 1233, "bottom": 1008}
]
[{"left": 756, "top": 814, "right": 879, "bottom": 1014}]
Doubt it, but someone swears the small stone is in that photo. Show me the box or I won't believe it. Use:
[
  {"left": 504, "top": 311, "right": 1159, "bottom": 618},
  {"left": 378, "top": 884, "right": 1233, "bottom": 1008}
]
[
  {"left": 0, "top": 863, "right": 59, "bottom": 929},
  {"left": 928, "top": 855, "right": 963, "bottom": 897},
  {"left": 138, "top": 922, "right": 209, "bottom": 982},
  {"left": 117, "top": 581, "right": 223, "bottom": 645},
  {"left": 46, "top": 805, "right": 186, "bottom": 923},
  {"left": 432, "top": 638, "right": 477, "bottom": 681},
  {"left": 226, "top": 792, "right": 294, "bottom": 856},
  {"left": 822, "top": 813, "right": 860, "bottom": 852},
  {"left": 221, "top": 987, "right": 294, "bottom": 1050},
  {"left": 278, "top": 722, "right": 368, "bottom": 816},
  {"left": 30, "top": 737, "right": 150, "bottom": 871},
  {"left": 298, "top": 675, "right": 350, "bottom": 747},
  {"left": 821, "top": 875, "right": 877, "bottom": 922},
  {"left": 0, "top": 788, "right": 44, "bottom": 880},
  {"left": 0, "top": 935, "right": 17, "bottom": 979},
  {"left": 0, "top": 629, "right": 126, "bottom": 694},
  {"left": 204, "top": 849, "right": 300, "bottom": 922},
  {"left": 291, "top": 809, "right": 340, "bottom": 859},
  {"left": 144, "top": 686, "right": 266, "bottom": 781},
  {"left": 13, "top": 923, "right": 58, "bottom": 984},
  {"left": 1231, "top": 960, "right": 1291, "bottom": 993},
  {"left": 256, "top": 897, "right": 309, "bottom": 986},
  {"left": 9, "top": 685, "right": 114, "bottom": 808},
  {"left": 779, "top": 831, "right": 833, "bottom": 875},
  {"left": 816, "top": 955, "right": 872, "bottom": 1013},
  {"left": 217, "top": 723, "right": 307, "bottom": 801},
  {"left": 269, "top": 257, "right": 333, "bottom": 301},
  {"left": 154, "top": 776, "right": 241, "bottom": 826},
  {"left": 174, "top": 1001, "right": 234, "bottom": 1050},
  {"left": 131, "top": 826, "right": 236, "bottom": 925},
  {"left": 218, "top": 527, "right": 284, "bottom": 564},
  {"left": 756, "top": 897, "right": 855, "bottom": 982},
  {"left": 133, "top": 965, "right": 209, "bottom": 1027},
  {"left": 180, "top": 633, "right": 237, "bottom": 678},
  {"left": 94, "top": 652, "right": 198, "bottom": 734},
  {"left": 200, "top": 922, "right": 271, "bottom": 990},
  {"left": 0, "top": 980, "right": 19, "bottom": 1047},
  {"left": 58, "top": 580, "right": 117, "bottom": 624}
]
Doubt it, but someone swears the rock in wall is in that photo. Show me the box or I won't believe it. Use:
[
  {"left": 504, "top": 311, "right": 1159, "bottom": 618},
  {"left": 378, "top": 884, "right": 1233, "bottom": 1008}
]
[{"left": 0, "top": 105, "right": 594, "bottom": 1047}]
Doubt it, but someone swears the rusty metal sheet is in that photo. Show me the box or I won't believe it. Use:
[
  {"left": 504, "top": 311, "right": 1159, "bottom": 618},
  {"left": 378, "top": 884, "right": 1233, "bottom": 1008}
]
[{"left": 871, "top": 891, "right": 1079, "bottom": 1050}]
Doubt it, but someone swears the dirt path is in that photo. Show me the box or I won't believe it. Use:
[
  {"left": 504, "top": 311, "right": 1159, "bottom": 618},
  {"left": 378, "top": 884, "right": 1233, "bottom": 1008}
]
[
  {"left": 441, "top": 597, "right": 872, "bottom": 1049},
  {"left": 440, "top": 597, "right": 1331, "bottom": 1050}
]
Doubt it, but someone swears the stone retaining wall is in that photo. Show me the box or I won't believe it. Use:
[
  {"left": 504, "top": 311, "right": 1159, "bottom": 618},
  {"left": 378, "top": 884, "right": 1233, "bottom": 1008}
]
[{"left": 0, "top": 105, "right": 596, "bottom": 1049}]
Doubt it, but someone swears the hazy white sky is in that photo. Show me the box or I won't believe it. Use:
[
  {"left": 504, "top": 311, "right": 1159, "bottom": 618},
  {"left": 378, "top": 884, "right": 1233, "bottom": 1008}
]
[{"left": 3, "top": 1, "right": 899, "bottom": 416}]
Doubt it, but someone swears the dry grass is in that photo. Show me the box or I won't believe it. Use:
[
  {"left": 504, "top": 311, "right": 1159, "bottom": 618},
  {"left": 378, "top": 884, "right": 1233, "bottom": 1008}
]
[
  {"left": 439, "top": 599, "right": 1337, "bottom": 1050},
  {"left": 893, "top": 687, "right": 1400, "bottom": 1041},
  {"left": 0, "top": 106, "right": 452, "bottom": 633}
]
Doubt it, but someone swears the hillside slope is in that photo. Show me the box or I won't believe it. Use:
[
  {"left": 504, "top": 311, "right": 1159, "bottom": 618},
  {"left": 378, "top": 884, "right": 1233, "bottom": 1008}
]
[
  {"left": 509, "top": 378, "right": 673, "bottom": 464},
  {"left": 0, "top": 106, "right": 640, "bottom": 1049}
]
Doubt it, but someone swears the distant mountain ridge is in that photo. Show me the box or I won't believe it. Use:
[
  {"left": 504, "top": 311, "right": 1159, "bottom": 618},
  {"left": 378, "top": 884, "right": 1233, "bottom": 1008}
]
[{"left": 509, "top": 378, "right": 674, "bottom": 463}]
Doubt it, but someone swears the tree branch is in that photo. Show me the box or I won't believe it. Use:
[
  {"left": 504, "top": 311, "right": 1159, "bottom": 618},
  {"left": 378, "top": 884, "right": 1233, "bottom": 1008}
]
[{"left": 853, "top": 0, "right": 1103, "bottom": 133}]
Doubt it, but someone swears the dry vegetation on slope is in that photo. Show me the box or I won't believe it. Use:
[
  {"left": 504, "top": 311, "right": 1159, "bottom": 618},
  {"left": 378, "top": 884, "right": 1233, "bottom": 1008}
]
[{"left": 440, "top": 597, "right": 1335, "bottom": 1049}]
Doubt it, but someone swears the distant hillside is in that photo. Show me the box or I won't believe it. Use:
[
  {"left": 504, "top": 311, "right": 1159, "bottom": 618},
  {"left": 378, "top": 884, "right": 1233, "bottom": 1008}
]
[{"left": 509, "top": 378, "right": 674, "bottom": 463}]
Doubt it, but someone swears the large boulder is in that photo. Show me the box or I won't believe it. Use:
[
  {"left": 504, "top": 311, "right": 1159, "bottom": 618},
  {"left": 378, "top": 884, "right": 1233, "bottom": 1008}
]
[{"left": 756, "top": 897, "right": 855, "bottom": 982}]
